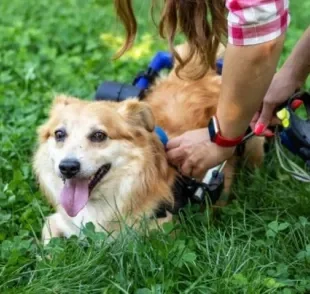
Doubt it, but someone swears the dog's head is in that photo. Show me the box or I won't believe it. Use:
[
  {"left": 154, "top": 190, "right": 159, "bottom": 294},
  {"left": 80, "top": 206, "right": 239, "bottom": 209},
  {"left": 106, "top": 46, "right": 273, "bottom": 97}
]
[{"left": 36, "top": 95, "right": 167, "bottom": 217}]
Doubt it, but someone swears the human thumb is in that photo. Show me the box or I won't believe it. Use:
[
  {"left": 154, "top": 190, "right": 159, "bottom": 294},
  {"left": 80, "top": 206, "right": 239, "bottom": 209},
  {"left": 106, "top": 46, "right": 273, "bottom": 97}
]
[{"left": 254, "top": 103, "right": 274, "bottom": 135}]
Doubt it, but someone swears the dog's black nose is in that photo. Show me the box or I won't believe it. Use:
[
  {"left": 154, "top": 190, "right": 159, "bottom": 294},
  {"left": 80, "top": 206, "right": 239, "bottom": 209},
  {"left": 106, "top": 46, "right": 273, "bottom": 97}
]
[{"left": 59, "top": 159, "right": 80, "bottom": 178}]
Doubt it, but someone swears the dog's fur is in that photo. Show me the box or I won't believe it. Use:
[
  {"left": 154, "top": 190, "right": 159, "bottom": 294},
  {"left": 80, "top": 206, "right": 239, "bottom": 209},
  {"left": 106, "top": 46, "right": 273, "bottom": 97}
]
[{"left": 33, "top": 44, "right": 265, "bottom": 244}]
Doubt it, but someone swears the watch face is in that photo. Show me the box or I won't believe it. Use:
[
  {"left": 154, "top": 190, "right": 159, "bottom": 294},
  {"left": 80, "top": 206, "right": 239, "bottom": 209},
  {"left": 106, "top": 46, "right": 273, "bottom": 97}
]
[{"left": 208, "top": 117, "right": 219, "bottom": 140}]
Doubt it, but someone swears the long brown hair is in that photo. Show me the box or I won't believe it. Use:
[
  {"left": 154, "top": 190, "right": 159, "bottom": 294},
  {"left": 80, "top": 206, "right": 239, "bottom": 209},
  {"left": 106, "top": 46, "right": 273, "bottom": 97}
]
[{"left": 113, "top": 0, "right": 227, "bottom": 79}]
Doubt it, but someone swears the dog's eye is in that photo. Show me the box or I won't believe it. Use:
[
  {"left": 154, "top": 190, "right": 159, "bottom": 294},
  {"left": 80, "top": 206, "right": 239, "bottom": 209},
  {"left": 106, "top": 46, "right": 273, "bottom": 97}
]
[
  {"left": 55, "top": 129, "right": 66, "bottom": 142},
  {"left": 89, "top": 131, "right": 107, "bottom": 142}
]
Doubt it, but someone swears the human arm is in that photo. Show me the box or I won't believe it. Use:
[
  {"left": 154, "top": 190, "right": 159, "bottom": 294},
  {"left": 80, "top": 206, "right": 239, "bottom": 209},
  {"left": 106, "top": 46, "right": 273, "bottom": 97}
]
[
  {"left": 216, "top": 35, "right": 285, "bottom": 139},
  {"left": 252, "top": 26, "right": 310, "bottom": 135},
  {"left": 211, "top": 0, "right": 289, "bottom": 138},
  {"left": 167, "top": 0, "right": 290, "bottom": 178},
  {"left": 167, "top": 36, "right": 285, "bottom": 177}
]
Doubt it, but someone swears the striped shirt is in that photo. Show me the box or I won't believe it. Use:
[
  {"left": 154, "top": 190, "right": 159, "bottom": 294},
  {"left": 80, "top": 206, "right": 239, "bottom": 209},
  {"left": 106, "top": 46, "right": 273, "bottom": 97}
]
[{"left": 226, "top": 0, "right": 290, "bottom": 45}]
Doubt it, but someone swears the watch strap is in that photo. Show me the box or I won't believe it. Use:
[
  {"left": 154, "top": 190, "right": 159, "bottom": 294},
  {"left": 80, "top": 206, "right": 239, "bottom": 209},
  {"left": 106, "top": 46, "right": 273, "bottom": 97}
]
[{"left": 208, "top": 116, "right": 244, "bottom": 147}]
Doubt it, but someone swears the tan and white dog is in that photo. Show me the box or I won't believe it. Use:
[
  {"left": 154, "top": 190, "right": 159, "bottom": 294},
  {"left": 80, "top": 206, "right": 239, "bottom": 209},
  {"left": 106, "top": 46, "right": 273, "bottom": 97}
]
[{"left": 33, "top": 44, "right": 265, "bottom": 244}]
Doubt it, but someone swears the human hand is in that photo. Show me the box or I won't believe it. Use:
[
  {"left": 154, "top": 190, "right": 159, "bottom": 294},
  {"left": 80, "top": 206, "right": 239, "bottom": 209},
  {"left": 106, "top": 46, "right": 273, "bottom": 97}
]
[
  {"left": 166, "top": 128, "right": 235, "bottom": 179},
  {"left": 251, "top": 69, "right": 300, "bottom": 136}
]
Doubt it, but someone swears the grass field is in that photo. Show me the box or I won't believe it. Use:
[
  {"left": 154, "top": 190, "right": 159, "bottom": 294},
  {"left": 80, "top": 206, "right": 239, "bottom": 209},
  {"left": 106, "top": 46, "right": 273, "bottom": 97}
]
[{"left": 1, "top": 1, "right": 310, "bottom": 293}]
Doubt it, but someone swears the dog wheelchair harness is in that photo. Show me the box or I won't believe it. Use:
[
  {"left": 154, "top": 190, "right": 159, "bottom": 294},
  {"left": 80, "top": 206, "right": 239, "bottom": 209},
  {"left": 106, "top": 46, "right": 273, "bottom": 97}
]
[
  {"left": 277, "top": 91, "right": 310, "bottom": 164},
  {"left": 94, "top": 51, "right": 310, "bottom": 217},
  {"left": 273, "top": 90, "right": 310, "bottom": 182}
]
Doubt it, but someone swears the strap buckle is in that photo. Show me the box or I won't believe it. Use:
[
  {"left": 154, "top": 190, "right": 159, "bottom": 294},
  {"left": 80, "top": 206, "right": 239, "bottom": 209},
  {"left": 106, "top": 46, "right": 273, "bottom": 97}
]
[{"left": 190, "top": 169, "right": 225, "bottom": 205}]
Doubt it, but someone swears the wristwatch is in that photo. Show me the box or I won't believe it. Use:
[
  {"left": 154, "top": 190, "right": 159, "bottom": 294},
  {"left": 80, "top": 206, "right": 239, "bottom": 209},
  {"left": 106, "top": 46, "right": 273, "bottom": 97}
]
[{"left": 208, "top": 116, "right": 244, "bottom": 147}]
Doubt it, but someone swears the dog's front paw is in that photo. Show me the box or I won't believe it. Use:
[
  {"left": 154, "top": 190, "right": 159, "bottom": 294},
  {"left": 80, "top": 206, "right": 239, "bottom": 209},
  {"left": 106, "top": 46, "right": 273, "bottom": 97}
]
[{"left": 41, "top": 213, "right": 64, "bottom": 245}]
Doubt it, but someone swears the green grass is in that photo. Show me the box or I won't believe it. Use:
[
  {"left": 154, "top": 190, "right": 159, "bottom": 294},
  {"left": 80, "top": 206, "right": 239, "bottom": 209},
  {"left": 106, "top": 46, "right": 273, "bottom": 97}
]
[{"left": 0, "top": 0, "right": 310, "bottom": 293}]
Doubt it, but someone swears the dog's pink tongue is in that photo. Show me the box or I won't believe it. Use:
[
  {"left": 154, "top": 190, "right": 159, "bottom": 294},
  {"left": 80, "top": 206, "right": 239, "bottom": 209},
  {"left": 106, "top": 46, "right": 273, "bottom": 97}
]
[{"left": 60, "top": 179, "right": 89, "bottom": 217}]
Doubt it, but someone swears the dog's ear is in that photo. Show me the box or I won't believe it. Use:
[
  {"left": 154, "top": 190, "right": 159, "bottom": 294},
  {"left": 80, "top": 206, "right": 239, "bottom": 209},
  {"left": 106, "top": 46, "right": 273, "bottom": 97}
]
[
  {"left": 37, "top": 123, "right": 52, "bottom": 143},
  {"left": 118, "top": 100, "right": 155, "bottom": 132}
]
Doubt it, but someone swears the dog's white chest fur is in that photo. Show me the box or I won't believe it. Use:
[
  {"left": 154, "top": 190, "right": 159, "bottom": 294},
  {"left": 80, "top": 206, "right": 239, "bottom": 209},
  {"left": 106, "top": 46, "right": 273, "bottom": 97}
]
[{"left": 42, "top": 173, "right": 139, "bottom": 241}]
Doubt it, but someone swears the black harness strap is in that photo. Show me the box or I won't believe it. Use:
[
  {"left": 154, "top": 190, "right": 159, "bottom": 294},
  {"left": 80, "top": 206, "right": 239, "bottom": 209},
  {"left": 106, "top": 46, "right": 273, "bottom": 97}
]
[
  {"left": 153, "top": 175, "right": 196, "bottom": 218},
  {"left": 154, "top": 171, "right": 224, "bottom": 219},
  {"left": 132, "top": 68, "right": 159, "bottom": 90}
]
